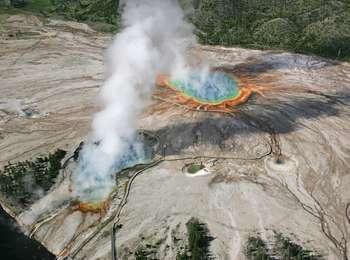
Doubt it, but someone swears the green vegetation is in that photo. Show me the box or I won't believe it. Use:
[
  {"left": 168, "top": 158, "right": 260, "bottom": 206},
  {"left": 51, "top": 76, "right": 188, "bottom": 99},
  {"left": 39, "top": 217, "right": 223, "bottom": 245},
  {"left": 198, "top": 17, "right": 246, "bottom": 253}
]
[
  {"left": 1, "top": 0, "right": 55, "bottom": 12},
  {"left": 134, "top": 246, "right": 150, "bottom": 260},
  {"left": 190, "top": 0, "right": 350, "bottom": 60},
  {"left": 52, "top": 0, "right": 120, "bottom": 29},
  {"left": 0, "top": 149, "right": 66, "bottom": 208},
  {"left": 0, "top": 0, "right": 121, "bottom": 32},
  {"left": 1, "top": 0, "right": 349, "bottom": 58},
  {"left": 187, "top": 163, "right": 205, "bottom": 174},
  {"left": 245, "top": 232, "right": 323, "bottom": 260},
  {"left": 246, "top": 236, "right": 273, "bottom": 260},
  {"left": 177, "top": 218, "right": 213, "bottom": 260}
]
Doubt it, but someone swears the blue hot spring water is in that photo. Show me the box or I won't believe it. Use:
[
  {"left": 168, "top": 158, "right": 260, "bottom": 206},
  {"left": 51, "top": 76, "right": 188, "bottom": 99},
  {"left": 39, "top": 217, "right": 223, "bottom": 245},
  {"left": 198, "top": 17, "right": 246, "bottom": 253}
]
[
  {"left": 170, "top": 71, "right": 240, "bottom": 104},
  {"left": 73, "top": 140, "right": 150, "bottom": 202}
]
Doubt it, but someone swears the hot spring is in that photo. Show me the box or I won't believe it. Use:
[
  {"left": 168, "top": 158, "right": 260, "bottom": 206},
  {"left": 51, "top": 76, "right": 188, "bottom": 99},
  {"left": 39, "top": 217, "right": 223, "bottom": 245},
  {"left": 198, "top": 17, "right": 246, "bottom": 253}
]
[
  {"left": 156, "top": 70, "right": 255, "bottom": 112},
  {"left": 169, "top": 71, "right": 241, "bottom": 104},
  {"left": 72, "top": 132, "right": 157, "bottom": 204}
]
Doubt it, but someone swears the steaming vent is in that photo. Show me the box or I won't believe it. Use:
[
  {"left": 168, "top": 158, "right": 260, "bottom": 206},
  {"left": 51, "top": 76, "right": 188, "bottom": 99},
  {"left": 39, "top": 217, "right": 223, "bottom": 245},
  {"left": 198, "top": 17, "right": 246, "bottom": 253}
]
[
  {"left": 70, "top": 0, "right": 266, "bottom": 213},
  {"left": 72, "top": 132, "right": 158, "bottom": 204}
]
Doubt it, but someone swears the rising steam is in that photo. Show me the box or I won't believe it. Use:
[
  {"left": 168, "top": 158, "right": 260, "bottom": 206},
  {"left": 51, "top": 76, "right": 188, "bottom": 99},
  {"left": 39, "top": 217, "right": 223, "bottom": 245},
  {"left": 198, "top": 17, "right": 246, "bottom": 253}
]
[{"left": 72, "top": 0, "right": 196, "bottom": 202}]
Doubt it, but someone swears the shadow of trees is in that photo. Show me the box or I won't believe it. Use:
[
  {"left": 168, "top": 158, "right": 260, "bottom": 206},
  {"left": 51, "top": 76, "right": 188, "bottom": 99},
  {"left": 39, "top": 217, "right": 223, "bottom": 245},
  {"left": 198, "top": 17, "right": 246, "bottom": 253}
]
[{"left": 151, "top": 89, "right": 349, "bottom": 156}]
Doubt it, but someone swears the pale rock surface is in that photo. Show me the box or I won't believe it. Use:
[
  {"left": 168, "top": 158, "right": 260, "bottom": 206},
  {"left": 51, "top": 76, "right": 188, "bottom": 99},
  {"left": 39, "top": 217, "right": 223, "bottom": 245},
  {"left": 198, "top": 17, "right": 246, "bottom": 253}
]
[{"left": 0, "top": 14, "right": 350, "bottom": 260}]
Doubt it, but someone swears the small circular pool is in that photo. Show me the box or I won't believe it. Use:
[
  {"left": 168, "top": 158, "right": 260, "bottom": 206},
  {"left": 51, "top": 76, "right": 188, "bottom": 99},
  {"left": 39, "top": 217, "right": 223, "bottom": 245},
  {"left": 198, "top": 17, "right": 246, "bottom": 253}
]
[{"left": 169, "top": 71, "right": 240, "bottom": 105}]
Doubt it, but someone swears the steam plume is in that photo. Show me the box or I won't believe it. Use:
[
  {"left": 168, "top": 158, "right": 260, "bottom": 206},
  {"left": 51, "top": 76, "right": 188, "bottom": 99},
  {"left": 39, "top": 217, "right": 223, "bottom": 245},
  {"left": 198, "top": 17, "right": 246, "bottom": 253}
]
[{"left": 72, "top": 0, "right": 195, "bottom": 202}]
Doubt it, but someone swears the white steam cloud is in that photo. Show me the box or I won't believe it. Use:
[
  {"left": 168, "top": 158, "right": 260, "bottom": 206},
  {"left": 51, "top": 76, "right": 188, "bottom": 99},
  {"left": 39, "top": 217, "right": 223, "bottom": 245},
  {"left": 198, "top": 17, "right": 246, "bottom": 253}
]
[{"left": 72, "top": 0, "right": 196, "bottom": 202}]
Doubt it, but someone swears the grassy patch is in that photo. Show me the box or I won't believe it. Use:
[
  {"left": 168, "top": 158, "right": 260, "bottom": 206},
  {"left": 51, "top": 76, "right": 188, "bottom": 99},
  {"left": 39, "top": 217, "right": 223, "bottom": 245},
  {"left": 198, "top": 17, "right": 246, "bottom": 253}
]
[{"left": 0, "top": 149, "right": 67, "bottom": 208}]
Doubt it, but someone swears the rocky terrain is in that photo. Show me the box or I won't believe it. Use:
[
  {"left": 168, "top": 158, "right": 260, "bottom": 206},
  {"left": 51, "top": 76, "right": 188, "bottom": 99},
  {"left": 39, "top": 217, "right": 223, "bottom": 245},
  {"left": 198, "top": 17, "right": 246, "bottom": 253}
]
[{"left": 1, "top": 14, "right": 350, "bottom": 260}]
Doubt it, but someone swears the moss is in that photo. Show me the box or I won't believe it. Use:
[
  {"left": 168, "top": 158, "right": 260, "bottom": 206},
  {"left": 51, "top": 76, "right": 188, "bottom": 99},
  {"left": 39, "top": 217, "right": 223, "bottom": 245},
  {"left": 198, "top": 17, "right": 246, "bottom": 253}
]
[{"left": 0, "top": 149, "right": 66, "bottom": 208}]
